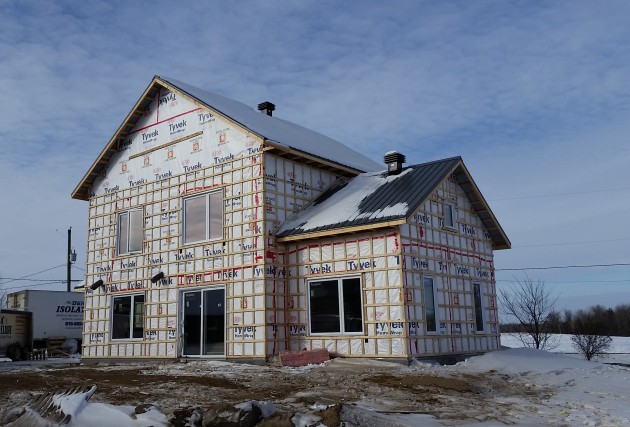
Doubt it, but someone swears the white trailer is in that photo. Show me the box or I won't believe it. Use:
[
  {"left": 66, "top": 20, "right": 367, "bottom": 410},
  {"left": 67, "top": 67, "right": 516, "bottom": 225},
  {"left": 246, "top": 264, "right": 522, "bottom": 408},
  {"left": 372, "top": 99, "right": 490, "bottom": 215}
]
[{"left": 5, "top": 290, "right": 83, "bottom": 355}]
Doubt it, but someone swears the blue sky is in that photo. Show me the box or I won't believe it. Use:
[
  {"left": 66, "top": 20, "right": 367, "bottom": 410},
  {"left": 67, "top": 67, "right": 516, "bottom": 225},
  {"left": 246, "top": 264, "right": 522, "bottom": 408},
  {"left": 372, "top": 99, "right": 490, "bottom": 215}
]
[{"left": 1, "top": 0, "right": 630, "bottom": 314}]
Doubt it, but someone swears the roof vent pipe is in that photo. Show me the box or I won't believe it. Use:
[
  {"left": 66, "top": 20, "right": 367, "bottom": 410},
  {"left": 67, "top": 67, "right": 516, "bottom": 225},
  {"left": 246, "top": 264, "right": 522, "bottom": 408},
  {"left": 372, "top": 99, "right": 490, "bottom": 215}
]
[
  {"left": 384, "top": 151, "right": 406, "bottom": 175},
  {"left": 257, "top": 101, "right": 275, "bottom": 116}
]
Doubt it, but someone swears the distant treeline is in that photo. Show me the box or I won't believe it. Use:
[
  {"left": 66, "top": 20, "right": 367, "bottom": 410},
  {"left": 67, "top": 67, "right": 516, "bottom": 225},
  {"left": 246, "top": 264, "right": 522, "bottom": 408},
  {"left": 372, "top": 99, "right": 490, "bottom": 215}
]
[{"left": 500, "top": 304, "right": 630, "bottom": 337}]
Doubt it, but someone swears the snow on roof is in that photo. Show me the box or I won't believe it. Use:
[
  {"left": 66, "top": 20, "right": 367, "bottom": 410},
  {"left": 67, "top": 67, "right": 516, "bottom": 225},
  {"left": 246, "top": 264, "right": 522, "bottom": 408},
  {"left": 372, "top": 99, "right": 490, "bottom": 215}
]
[
  {"left": 276, "top": 156, "right": 511, "bottom": 249},
  {"left": 159, "top": 76, "right": 382, "bottom": 173},
  {"left": 277, "top": 157, "right": 462, "bottom": 239},
  {"left": 277, "top": 169, "right": 412, "bottom": 236}
]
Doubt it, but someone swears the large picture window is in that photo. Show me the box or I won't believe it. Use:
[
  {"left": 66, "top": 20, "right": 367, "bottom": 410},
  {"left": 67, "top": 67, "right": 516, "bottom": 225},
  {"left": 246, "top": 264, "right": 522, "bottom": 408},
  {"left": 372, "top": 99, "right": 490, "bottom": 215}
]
[
  {"left": 424, "top": 277, "right": 438, "bottom": 332},
  {"left": 473, "top": 282, "right": 484, "bottom": 332},
  {"left": 308, "top": 277, "right": 363, "bottom": 335},
  {"left": 117, "top": 209, "right": 143, "bottom": 255},
  {"left": 112, "top": 294, "right": 145, "bottom": 339},
  {"left": 183, "top": 191, "right": 223, "bottom": 244}
]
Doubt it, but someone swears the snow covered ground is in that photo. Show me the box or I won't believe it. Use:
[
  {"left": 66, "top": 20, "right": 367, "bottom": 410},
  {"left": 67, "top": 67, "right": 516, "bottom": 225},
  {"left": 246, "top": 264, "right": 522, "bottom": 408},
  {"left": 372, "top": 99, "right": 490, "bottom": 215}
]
[{"left": 2, "top": 334, "right": 630, "bottom": 426}]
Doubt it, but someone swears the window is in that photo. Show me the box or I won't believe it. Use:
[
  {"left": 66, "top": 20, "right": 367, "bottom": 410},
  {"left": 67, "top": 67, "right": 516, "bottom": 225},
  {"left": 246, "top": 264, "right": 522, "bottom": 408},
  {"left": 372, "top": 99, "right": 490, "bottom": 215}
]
[
  {"left": 117, "top": 209, "right": 143, "bottom": 255},
  {"left": 424, "top": 277, "right": 437, "bottom": 332},
  {"left": 183, "top": 191, "right": 223, "bottom": 244},
  {"left": 473, "top": 283, "right": 484, "bottom": 331},
  {"left": 112, "top": 294, "right": 145, "bottom": 339},
  {"left": 443, "top": 203, "right": 455, "bottom": 228},
  {"left": 308, "top": 277, "right": 363, "bottom": 335}
]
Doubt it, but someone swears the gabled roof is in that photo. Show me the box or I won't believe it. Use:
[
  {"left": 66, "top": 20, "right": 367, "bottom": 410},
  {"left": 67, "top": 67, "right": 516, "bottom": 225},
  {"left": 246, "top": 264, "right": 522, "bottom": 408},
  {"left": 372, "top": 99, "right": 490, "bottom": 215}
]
[
  {"left": 276, "top": 157, "right": 511, "bottom": 250},
  {"left": 160, "top": 77, "right": 382, "bottom": 173},
  {"left": 72, "top": 76, "right": 381, "bottom": 200}
]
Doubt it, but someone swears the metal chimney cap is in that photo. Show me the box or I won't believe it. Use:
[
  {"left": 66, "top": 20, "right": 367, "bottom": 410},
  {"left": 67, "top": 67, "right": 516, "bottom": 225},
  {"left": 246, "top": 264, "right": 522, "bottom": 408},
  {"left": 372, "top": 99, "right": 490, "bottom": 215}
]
[
  {"left": 384, "top": 151, "right": 406, "bottom": 164},
  {"left": 257, "top": 101, "right": 276, "bottom": 116},
  {"left": 384, "top": 151, "right": 406, "bottom": 175}
]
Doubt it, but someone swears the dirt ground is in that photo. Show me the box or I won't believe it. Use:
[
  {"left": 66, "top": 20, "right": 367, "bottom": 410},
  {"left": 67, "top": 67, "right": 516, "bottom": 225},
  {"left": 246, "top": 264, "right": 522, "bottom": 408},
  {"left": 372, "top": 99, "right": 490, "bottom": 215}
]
[{"left": 0, "top": 357, "right": 549, "bottom": 425}]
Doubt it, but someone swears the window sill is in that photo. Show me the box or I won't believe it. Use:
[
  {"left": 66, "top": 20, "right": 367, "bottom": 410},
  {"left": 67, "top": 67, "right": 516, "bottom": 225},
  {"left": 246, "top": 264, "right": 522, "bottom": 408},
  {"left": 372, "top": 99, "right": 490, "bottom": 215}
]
[{"left": 117, "top": 251, "right": 143, "bottom": 257}]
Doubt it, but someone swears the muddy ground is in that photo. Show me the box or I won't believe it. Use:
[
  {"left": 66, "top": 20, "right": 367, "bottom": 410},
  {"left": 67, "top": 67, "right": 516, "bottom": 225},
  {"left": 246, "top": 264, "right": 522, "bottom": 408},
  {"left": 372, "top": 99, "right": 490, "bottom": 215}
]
[{"left": 0, "top": 358, "right": 548, "bottom": 425}]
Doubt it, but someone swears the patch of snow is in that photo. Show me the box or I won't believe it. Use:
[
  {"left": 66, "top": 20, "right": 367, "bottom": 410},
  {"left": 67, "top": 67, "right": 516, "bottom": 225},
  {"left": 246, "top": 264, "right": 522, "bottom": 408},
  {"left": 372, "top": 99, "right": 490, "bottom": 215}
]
[
  {"left": 457, "top": 347, "right": 594, "bottom": 374},
  {"left": 0, "top": 356, "right": 80, "bottom": 372},
  {"left": 53, "top": 386, "right": 94, "bottom": 419},
  {"left": 48, "top": 386, "right": 169, "bottom": 427},
  {"left": 71, "top": 402, "right": 168, "bottom": 427},
  {"left": 355, "top": 202, "right": 408, "bottom": 220},
  {"left": 501, "top": 333, "right": 630, "bottom": 367},
  {"left": 291, "top": 412, "right": 322, "bottom": 427},
  {"left": 308, "top": 403, "right": 331, "bottom": 411},
  {"left": 448, "top": 346, "right": 630, "bottom": 426},
  {"left": 61, "top": 338, "right": 78, "bottom": 354},
  {"left": 234, "top": 400, "right": 277, "bottom": 418}
]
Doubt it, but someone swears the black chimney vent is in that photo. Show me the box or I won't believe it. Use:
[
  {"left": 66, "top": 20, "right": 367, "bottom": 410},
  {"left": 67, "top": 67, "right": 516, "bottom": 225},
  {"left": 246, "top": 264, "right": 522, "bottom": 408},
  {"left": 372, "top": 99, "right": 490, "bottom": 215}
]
[
  {"left": 384, "top": 151, "right": 406, "bottom": 175},
  {"left": 257, "top": 101, "right": 275, "bottom": 116}
]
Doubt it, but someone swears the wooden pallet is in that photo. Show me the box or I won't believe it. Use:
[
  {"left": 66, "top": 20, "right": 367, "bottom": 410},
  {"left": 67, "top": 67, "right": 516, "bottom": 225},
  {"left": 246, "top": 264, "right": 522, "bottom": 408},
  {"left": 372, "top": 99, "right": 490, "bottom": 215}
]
[{"left": 46, "top": 337, "right": 69, "bottom": 358}]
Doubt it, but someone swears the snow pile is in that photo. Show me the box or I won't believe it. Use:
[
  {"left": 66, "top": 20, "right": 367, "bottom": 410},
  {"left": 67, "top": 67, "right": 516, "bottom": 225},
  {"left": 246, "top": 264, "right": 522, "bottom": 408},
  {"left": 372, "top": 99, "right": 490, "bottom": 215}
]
[
  {"left": 459, "top": 347, "right": 594, "bottom": 373},
  {"left": 452, "top": 348, "right": 630, "bottom": 426}
]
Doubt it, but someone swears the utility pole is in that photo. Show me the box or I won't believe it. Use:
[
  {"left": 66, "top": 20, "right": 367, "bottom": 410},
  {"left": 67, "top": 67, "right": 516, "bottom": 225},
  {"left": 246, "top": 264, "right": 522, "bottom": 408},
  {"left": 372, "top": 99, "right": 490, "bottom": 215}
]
[
  {"left": 66, "top": 227, "right": 78, "bottom": 292},
  {"left": 67, "top": 227, "right": 72, "bottom": 292}
]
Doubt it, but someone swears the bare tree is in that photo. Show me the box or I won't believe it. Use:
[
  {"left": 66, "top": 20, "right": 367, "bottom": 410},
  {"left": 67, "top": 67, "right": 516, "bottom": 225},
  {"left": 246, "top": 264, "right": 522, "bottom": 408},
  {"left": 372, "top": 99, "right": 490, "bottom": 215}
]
[
  {"left": 571, "top": 334, "right": 612, "bottom": 361},
  {"left": 498, "top": 275, "right": 559, "bottom": 350},
  {"left": 571, "top": 307, "right": 613, "bottom": 361}
]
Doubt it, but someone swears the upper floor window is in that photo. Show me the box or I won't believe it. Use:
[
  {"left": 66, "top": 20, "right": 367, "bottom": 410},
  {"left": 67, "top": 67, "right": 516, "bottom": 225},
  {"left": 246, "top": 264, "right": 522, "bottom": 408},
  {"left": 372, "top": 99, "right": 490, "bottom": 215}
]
[
  {"left": 117, "top": 209, "right": 143, "bottom": 255},
  {"left": 183, "top": 190, "right": 223, "bottom": 244},
  {"left": 443, "top": 202, "right": 455, "bottom": 228},
  {"left": 308, "top": 277, "right": 364, "bottom": 335},
  {"left": 111, "top": 294, "right": 145, "bottom": 340}
]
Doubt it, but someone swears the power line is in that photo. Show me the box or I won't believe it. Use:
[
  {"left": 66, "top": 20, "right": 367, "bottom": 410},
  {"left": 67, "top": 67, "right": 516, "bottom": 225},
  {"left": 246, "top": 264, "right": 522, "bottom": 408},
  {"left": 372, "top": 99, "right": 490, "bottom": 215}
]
[
  {"left": 0, "top": 264, "right": 66, "bottom": 286},
  {"left": 513, "top": 237, "right": 630, "bottom": 249},
  {"left": 0, "top": 281, "right": 71, "bottom": 292},
  {"left": 496, "top": 262, "right": 630, "bottom": 271},
  {"left": 490, "top": 186, "right": 630, "bottom": 201},
  {"left": 497, "top": 279, "right": 630, "bottom": 284}
]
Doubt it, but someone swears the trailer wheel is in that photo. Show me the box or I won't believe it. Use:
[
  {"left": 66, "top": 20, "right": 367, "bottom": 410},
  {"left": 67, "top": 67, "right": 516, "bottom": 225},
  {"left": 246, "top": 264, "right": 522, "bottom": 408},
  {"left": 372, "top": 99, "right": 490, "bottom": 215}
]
[{"left": 6, "top": 343, "right": 23, "bottom": 361}]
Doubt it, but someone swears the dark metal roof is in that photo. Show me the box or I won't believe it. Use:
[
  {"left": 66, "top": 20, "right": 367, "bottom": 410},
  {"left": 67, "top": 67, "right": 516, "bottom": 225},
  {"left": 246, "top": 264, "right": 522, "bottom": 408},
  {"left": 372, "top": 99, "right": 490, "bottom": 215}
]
[{"left": 276, "top": 157, "right": 511, "bottom": 250}]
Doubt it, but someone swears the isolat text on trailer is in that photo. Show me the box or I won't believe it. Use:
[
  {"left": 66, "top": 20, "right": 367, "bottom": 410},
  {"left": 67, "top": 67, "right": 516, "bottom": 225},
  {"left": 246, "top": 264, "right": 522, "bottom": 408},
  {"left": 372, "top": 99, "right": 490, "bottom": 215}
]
[{"left": 72, "top": 76, "right": 510, "bottom": 362}]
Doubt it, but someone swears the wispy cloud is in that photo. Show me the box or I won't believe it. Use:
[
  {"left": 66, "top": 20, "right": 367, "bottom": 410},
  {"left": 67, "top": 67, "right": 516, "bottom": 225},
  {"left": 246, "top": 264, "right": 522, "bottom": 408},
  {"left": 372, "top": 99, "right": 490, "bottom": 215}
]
[{"left": 1, "top": 0, "right": 630, "bottom": 308}]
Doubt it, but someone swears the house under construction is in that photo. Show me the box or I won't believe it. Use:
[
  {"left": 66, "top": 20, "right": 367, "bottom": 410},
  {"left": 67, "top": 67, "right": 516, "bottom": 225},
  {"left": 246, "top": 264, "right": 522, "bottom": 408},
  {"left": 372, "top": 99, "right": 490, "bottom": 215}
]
[{"left": 72, "top": 76, "right": 510, "bottom": 362}]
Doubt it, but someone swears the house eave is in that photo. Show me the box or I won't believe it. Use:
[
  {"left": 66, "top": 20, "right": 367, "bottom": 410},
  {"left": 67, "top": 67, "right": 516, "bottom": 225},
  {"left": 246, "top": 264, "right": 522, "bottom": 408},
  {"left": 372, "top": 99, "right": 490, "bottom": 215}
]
[
  {"left": 275, "top": 219, "right": 406, "bottom": 243},
  {"left": 448, "top": 162, "right": 511, "bottom": 250}
]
